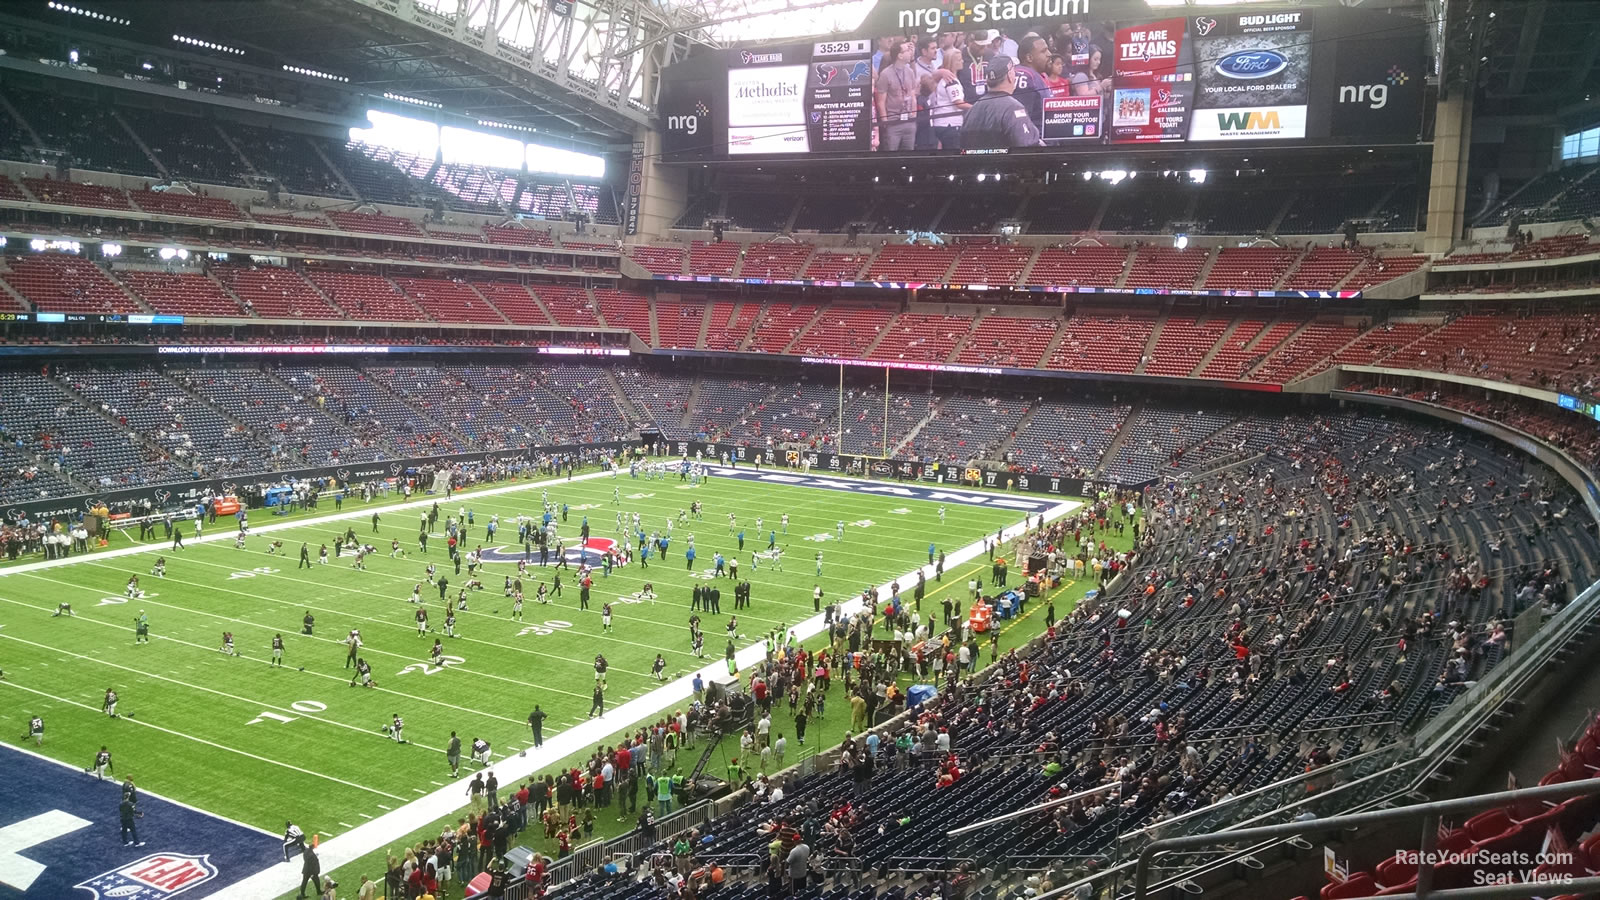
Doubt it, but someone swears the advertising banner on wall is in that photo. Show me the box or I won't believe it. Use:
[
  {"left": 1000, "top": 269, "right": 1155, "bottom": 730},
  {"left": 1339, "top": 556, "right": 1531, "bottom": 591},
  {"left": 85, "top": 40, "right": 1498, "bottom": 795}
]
[
  {"left": 1189, "top": 10, "right": 1313, "bottom": 141},
  {"left": 1110, "top": 17, "right": 1193, "bottom": 143},
  {"left": 624, "top": 141, "right": 645, "bottom": 235}
]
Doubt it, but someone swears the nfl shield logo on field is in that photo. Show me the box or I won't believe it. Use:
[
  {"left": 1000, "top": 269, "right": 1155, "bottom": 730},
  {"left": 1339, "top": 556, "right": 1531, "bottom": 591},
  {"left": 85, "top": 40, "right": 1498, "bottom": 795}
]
[{"left": 77, "top": 853, "right": 217, "bottom": 899}]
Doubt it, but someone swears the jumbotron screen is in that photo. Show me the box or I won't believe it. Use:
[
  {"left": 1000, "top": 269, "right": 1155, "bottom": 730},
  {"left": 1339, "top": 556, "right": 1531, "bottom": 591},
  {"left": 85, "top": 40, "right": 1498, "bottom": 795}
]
[{"left": 657, "top": 1, "right": 1426, "bottom": 159}]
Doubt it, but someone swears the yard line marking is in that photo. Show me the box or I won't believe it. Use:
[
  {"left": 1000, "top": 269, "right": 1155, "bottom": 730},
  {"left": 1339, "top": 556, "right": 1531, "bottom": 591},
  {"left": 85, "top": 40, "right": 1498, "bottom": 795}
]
[
  {"left": 338, "top": 822, "right": 355, "bottom": 829},
  {"left": 358, "top": 813, "right": 373, "bottom": 820},
  {"left": 376, "top": 804, "right": 391, "bottom": 811},
  {"left": 0, "top": 679, "right": 407, "bottom": 801},
  {"left": 430, "top": 781, "right": 445, "bottom": 787},
  {"left": 319, "top": 832, "right": 334, "bottom": 838},
  {"left": 0, "top": 594, "right": 532, "bottom": 727},
  {"left": 413, "top": 789, "right": 427, "bottom": 794},
  {"left": 0, "top": 628, "right": 450, "bottom": 756}
]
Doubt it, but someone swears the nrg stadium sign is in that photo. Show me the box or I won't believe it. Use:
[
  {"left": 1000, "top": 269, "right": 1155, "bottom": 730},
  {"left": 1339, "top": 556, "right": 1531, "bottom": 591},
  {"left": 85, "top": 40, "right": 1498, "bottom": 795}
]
[{"left": 896, "top": 0, "right": 1090, "bottom": 33}]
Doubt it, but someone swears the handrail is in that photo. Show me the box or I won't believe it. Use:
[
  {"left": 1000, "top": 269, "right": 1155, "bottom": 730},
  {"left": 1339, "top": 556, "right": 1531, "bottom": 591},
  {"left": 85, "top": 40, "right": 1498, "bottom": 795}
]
[
  {"left": 1133, "top": 778, "right": 1600, "bottom": 900},
  {"left": 946, "top": 782, "right": 1121, "bottom": 838}
]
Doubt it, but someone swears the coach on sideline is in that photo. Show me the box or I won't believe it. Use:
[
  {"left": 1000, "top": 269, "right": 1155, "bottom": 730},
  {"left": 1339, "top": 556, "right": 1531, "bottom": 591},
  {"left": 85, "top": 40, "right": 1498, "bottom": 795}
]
[{"left": 960, "top": 56, "right": 1044, "bottom": 149}]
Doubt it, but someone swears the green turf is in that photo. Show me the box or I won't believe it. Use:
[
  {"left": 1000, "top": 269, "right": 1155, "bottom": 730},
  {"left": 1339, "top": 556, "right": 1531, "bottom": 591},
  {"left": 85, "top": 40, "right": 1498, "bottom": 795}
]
[{"left": 0, "top": 467, "right": 1030, "bottom": 838}]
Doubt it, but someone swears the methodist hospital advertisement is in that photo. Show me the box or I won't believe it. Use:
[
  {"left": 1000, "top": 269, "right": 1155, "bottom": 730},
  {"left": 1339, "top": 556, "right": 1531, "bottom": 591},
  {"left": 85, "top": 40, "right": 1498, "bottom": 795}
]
[{"left": 656, "top": 2, "right": 1424, "bottom": 157}]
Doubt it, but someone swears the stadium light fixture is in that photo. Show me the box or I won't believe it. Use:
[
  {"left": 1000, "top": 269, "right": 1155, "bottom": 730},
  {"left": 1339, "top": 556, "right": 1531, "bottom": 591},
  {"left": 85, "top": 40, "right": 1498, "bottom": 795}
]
[
  {"left": 101, "top": 242, "right": 122, "bottom": 257},
  {"left": 1189, "top": 168, "right": 1207, "bottom": 183},
  {"left": 46, "top": 1, "right": 130, "bottom": 25},
  {"left": 1174, "top": 234, "right": 1188, "bottom": 250},
  {"left": 172, "top": 34, "right": 244, "bottom": 55},
  {"left": 384, "top": 92, "right": 442, "bottom": 110},
  {"left": 283, "top": 64, "right": 349, "bottom": 83},
  {"left": 478, "top": 119, "right": 536, "bottom": 133}
]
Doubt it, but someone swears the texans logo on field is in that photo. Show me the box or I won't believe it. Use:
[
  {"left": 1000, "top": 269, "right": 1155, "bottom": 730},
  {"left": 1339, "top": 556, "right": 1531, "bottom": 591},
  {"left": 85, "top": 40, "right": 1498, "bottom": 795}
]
[
  {"left": 77, "top": 852, "right": 217, "bottom": 899},
  {"left": 154, "top": 490, "right": 172, "bottom": 504},
  {"left": 477, "top": 537, "right": 622, "bottom": 566},
  {"left": 336, "top": 468, "right": 351, "bottom": 481},
  {"left": 1194, "top": 16, "right": 1218, "bottom": 36}
]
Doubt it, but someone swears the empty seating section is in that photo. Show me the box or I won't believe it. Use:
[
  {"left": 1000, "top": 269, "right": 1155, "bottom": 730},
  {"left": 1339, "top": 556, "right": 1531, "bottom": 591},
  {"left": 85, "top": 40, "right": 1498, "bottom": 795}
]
[
  {"left": 211, "top": 265, "right": 342, "bottom": 319},
  {"left": 1278, "top": 186, "right": 1379, "bottom": 234},
  {"left": 737, "top": 243, "right": 813, "bottom": 279},
  {"left": 875, "top": 196, "right": 943, "bottom": 232},
  {"left": 24, "top": 178, "right": 132, "bottom": 211},
  {"left": 1477, "top": 165, "right": 1597, "bottom": 225},
  {"left": 654, "top": 300, "right": 705, "bottom": 350},
  {"left": 1046, "top": 312, "right": 1156, "bottom": 373},
  {"left": 865, "top": 245, "right": 958, "bottom": 281},
  {"left": 281, "top": 366, "right": 461, "bottom": 455},
  {"left": 1103, "top": 406, "right": 1235, "bottom": 482},
  {"left": 56, "top": 364, "right": 270, "bottom": 476},
  {"left": 534, "top": 285, "right": 601, "bottom": 327},
  {"left": 483, "top": 226, "right": 555, "bottom": 248},
  {"left": 473, "top": 282, "right": 551, "bottom": 326},
  {"left": 947, "top": 244, "right": 1034, "bottom": 285},
  {"left": 955, "top": 315, "right": 1059, "bottom": 368},
  {"left": 937, "top": 194, "right": 1021, "bottom": 233},
  {"left": 449, "top": 365, "right": 624, "bottom": 444},
  {"left": 1028, "top": 246, "right": 1128, "bottom": 287},
  {"left": 122, "top": 109, "right": 247, "bottom": 186},
  {"left": 1282, "top": 248, "right": 1364, "bottom": 290},
  {"left": 430, "top": 163, "right": 517, "bottom": 214},
  {"left": 1447, "top": 235, "right": 1595, "bottom": 265},
  {"left": 746, "top": 303, "right": 818, "bottom": 353},
  {"left": 1203, "top": 247, "right": 1301, "bottom": 291},
  {"left": 792, "top": 195, "right": 869, "bottom": 232},
  {"left": 0, "top": 175, "right": 25, "bottom": 201},
  {"left": 117, "top": 269, "right": 245, "bottom": 317},
  {"left": 1020, "top": 191, "right": 1102, "bottom": 233},
  {"left": 1122, "top": 248, "right": 1207, "bottom": 290},
  {"left": 1380, "top": 313, "right": 1600, "bottom": 392},
  {"left": 392, "top": 277, "right": 506, "bottom": 325},
  {"left": 704, "top": 302, "right": 758, "bottom": 351},
  {"left": 1142, "top": 315, "right": 1232, "bottom": 377},
  {"left": 1250, "top": 322, "right": 1362, "bottom": 383},
  {"left": 687, "top": 241, "right": 741, "bottom": 277},
  {"left": 6, "top": 89, "right": 158, "bottom": 176},
  {"left": 0, "top": 442, "right": 78, "bottom": 503},
  {"left": 326, "top": 210, "right": 424, "bottom": 237},
  {"left": 1322, "top": 323, "right": 1427, "bottom": 375},
  {"left": 1194, "top": 188, "right": 1290, "bottom": 234},
  {"left": 592, "top": 288, "right": 652, "bottom": 341},
  {"left": 1008, "top": 400, "right": 1130, "bottom": 475},
  {"left": 3, "top": 254, "right": 142, "bottom": 313},
  {"left": 868, "top": 314, "right": 971, "bottom": 362},
  {"left": 1346, "top": 254, "right": 1427, "bottom": 290},
  {"left": 627, "top": 245, "right": 685, "bottom": 276},
  {"left": 362, "top": 366, "right": 530, "bottom": 448},
  {"left": 423, "top": 226, "right": 485, "bottom": 244},
  {"left": 792, "top": 306, "right": 896, "bottom": 358},
  {"left": 334, "top": 141, "right": 417, "bottom": 205},
  {"left": 687, "top": 379, "right": 779, "bottom": 442},
  {"left": 612, "top": 370, "right": 697, "bottom": 436},
  {"left": 724, "top": 193, "right": 793, "bottom": 231},
  {"left": 1200, "top": 318, "right": 1296, "bottom": 379},
  {"left": 802, "top": 252, "right": 869, "bottom": 280},
  {"left": 168, "top": 366, "right": 377, "bottom": 464},
  {"left": 304, "top": 270, "right": 426, "bottom": 321},
  {"left": 129, "top": 189, "right": 243, "bottom": 219},
  {"left": 905, "top": 392, "right": 1027, "bottom": 462},
  {"left": 1099, "top": 189, "right": 1181, "bottom": 232},
  {"left": 228, "top": 124, "right": 349, "bottom": 197},
  {"left": 0, "top": 369, "right": 186, "bottom": 486}
]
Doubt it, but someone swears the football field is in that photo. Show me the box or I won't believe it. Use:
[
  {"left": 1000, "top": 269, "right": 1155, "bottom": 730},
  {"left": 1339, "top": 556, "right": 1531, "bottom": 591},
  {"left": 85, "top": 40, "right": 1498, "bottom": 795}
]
[{"left": 0, "top": 463, "right": 1076, "bottom": 897}]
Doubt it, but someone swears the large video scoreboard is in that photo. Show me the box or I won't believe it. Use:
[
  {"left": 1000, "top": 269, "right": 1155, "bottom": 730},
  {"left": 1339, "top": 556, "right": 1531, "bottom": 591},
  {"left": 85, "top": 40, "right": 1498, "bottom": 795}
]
[{"left": 657, "top": 2, "right": 1427, "bottom": 160}]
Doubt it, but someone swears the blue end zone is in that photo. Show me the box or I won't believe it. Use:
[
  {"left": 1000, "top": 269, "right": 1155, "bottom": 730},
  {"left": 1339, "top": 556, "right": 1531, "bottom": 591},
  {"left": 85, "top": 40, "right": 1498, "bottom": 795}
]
[{"left": 0, "top": 744, "right": 281, "bottom": 899}]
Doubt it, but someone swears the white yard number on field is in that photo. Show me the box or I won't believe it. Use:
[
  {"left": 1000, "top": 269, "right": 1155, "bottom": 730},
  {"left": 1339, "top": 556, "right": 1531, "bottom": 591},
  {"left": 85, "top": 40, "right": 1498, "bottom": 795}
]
[
  {"left": 247, "top": 699, "right": 326, "bottom": 725},
  {"left": 517, "top": 620, "right": 573, "bottom": 637},
  {"left": 398, "top": 655, "right": 464, "bottom": 676},
  {"left": 97, "top": 593, "right": 159, "bottom": 606},
  {"left": 228, "top": 567, "right": 280, "bottom": 579},
  {"left": 850, "top": 519, "right": 875, "bottom": 528}
]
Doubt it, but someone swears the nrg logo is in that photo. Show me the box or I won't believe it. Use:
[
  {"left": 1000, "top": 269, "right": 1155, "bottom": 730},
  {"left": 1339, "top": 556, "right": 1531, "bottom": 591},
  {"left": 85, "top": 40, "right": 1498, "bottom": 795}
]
[{"left": 1339, "top": 65, "right": 1409, "bottom": 110}]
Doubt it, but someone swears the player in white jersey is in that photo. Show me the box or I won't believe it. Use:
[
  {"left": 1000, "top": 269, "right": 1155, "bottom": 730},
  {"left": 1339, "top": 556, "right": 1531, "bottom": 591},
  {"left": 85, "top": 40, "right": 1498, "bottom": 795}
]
[{"left": 781, "top": 513, "right": 789, "bottom": 533}]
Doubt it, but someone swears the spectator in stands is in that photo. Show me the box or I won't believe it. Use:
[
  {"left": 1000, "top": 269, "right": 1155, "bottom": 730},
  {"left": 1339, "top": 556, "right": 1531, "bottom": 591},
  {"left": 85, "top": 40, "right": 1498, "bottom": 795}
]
[
  {"left": 961, "top": 57, "right": 1043, "bottom": 149},
  {"left": 930, "top": 49, "right": 971, "bottom": 150},
  {"left": 875, "top": 40, "right": 921, "bottom": 152}
]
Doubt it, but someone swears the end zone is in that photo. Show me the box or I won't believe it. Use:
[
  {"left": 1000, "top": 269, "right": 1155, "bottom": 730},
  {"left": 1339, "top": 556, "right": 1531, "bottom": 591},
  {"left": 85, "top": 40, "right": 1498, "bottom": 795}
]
[{"left": 0, "top": 743, "right": 281, "bottom": 898}]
